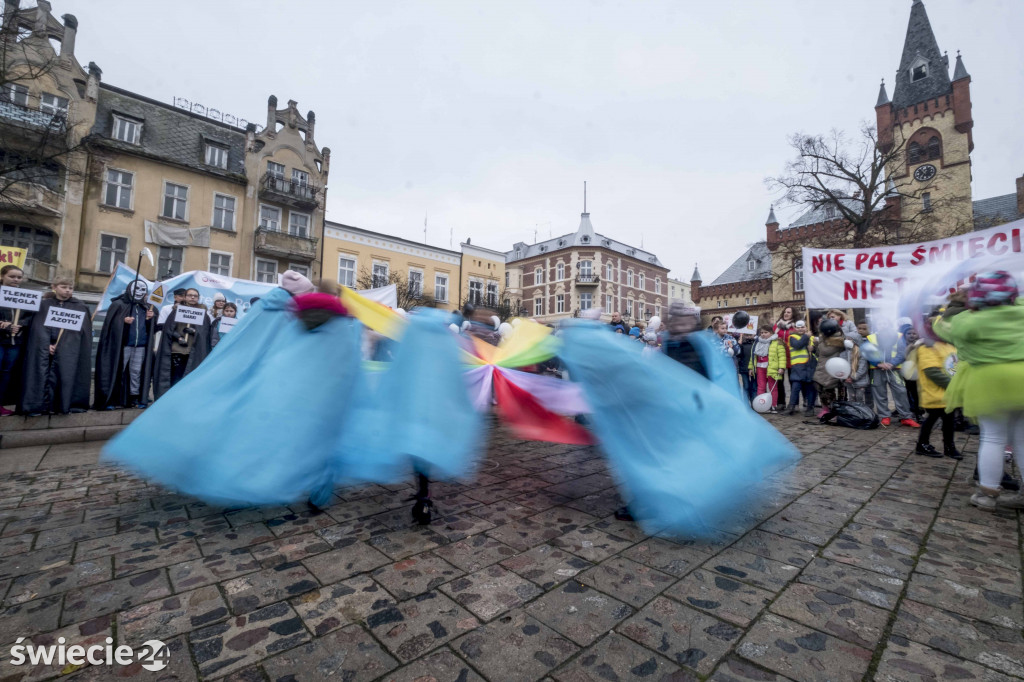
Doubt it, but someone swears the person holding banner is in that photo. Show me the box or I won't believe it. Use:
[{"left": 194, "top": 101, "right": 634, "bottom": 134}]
[
  {"left": 153, "top": 288, "right": 213, "bottom": 398},
  {"left": 94, "top": 282, "right": 156, "bottom": 410},
  {"left": 22, "top": 277, "right": 92, "bottom": 416},
  {"left": 0, "top": 265, "right": 31, "bottom": 414}
]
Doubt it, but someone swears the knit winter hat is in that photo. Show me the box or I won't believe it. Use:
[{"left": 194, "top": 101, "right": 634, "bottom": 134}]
[
  {"left": 280, "top": 270, "right": 315, "bottom": 295},
  {"left": 794, "top": 320, "right": 806, "bottom": 328}
]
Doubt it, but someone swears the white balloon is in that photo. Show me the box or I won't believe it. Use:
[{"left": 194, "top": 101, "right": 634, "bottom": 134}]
[
  {"left": 825, "top": 357, "right": 852, "bottom": 380},
  {"left": 752, "top": 393, "right": 773, "bottom": 414},
  {"left": 901, "top": 359, "right": 918, "bottom": 381}
]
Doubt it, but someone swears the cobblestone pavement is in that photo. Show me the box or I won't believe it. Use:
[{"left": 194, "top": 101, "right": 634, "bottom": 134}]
[{"left": 0, "top": 416, "right": 1021, "bottom": 681}]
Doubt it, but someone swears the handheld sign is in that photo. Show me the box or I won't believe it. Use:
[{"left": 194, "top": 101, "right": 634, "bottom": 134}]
[
  {"left": 218, "top": 317, "right": 238, "bottom": 333},
  {"left": 0, "top": 286, "right": 41, "bottom": 312},
  {"left": 148, "top": 284, "right": 165, "bottom": 306},
  {"left": 43, "top": 306, "right": 86, "bottom": 332},
  {"left": 175, "top": 305, "right": 206, "bottom": 325}
]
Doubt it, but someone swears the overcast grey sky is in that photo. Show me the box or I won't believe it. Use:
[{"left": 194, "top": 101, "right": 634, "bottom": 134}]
[{"left": 60, "top": 0, "right": 1024, "bottom": 283}]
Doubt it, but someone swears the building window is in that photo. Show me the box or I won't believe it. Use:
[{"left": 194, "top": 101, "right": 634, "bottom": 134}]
[
  {"left": 505, "top": 271, "right": 509, "bottom": 287},
  {"left": 372, "top": 262, "right": 389, "bottom": 288},
  {"left": 98, "top": 234, "right": 127, "bottom": 274},
  {"left": 922, "top": 192, "right": 932, "bottom": 212},
  {"left": 292, "top": 169, "right": 309, "bottom": 186},
  {"left": 794, "top": 258, "right": 804, "bottom": 293},
  {"left": 267, "top": 161, "right": 285, "bottom": 178},
  {"left": 204, "top": 143, "right": 228, "bottom": 169},
  {"left": 469, "top": 278, "right": 483, "bottom": 304},
  {"left": 908, "top": 142, "right": 922, "bottom": 165},
  {"left": 605, "top": 262, "right": 614, "bottom": 280},
  {"left": 745, "top": 298, "right": 750, "bottom": 305},
  {"left": 580, "top": 260, "right": 592, "bottom": 277},
  {"left": 605, "top": 294, "right": 613, "bottom": 311},
  {"left": 112, "top": 115, "right": 141, "bottom": 144},
  {"left": 556, "top": 263, "right": 564, "bottom": 280},
  {"left": 259, "top": 205, "right": 281, "bottom": 231},
  {"left": 288, "top": 212, "right": 310, "bottom": 238},
  {"left": 337, "top": 256, "right": 356, "bottom": 287},
  {"left": 655, "top": 278, "right": 661, "bottom": 295},
  {"left": 556, "top": 294, "right": 565, "bottom": 313},
  {"left": 625, "top": 299, "right": 633, "bottom": 316},
  {"left": 158, "top": 246, "right": 183, "bottom": 278},
  {"left": 288, "top": 263, "right": 310, "bottom": 278},
  {"left": 534, "top": 266, "right": 544, "bottom": 284},
  {"left": 656, "top": 305, "right": 661, "bottom": 317},
  {"left": 486, "top": 281, "right": 498, "bottom": 307},
  {"left": 2, "top": 225, "right": 54, "bottom": 262},
  {"left": 926, "top": 136, "right": 941, "bottom": 160},
  {"left": 6, "top": 84, "right": 28, "bottom": 106},
  {"left": 747, "top": 260, "right": 756, "bottom": 271},
  {"left": 435, "top": 274, "right": 448, "bottom": 302},
  {"left": 255, "top": 258, "right": 277, "bottom": 283},
  {"left": 627, "top": 271, "right": 634, "bottom": 287},
  {"left": 162, "top": 182, "right": 188, "bottom": 221},
  {"left": 912, "top": 64, "right": 927, "bottom": 82},
  {"left": 103, "top": 169, "right": 133, "bottom": 210},
  {"left": 580, "top": 292, "right": 592, "bottom": 311},
  {"left": 40, "top": 93, "right": 68, "bottom": 115},
  {"left": 408, "top": 269, "right": 423, "bottom": 298},
  {"left": 209, "top": 252, "right": 232, "bottom": 277},
  {"left": 515, "top": 249, "right": 521, "bottom": 259},
  {"left": 637, "top": 272, "right": 644, "bottom": 290},
  {"left": 752, "top": 296, "right": 758, "bottom": 304},
  {"left": 212, "top": 194, "right": 235, "bottom": 231},
  {"left": 534, "top": 297, "right": 543, "bottom": 316}
]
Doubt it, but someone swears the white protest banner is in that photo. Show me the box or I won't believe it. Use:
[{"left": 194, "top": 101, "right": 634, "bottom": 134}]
[
  {"left": 175, "top": 305, "right": 206, "bottom": 325},
  {"left": 218, "top": 317, "right": 237, "bottom": 333},
  {"left": 43, "top": 306, "right": 85, "bottom": 331},
  {"left": 802, "top": 219, "right": 1023, "bottom": 309},
  {"left": 0, "top": 286, "right": 41, "bottom": 312},
  {"left": 358, "top": 284, "right": 398, "bottom": 308},
  {"left": 724, "top": 313, "right": 758, "bottom": 335}
]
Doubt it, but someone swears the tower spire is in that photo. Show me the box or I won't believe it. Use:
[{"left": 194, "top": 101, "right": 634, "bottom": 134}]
[
  {"left": 876, "top": 79, "right": 890, "bottom": 106},
  {"left": 892, "top": 0, "right": 952, "bottom": 109},
  {"left": 952, "top": 50, "right": 970, "bottom": 81}
]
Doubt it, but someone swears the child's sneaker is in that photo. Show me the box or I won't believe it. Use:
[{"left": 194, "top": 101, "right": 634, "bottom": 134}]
[
  {"left": 970, "top": 491, "right": 998, "bottom": 510},
  {"left": 768, "top": 407, "right": 778, "bottom": 414},
  {"left": 996, "top": 493, "right": 1024, "bottom": 510},
  {"left": 900, "top": 419, "right": 921, "bottom": 428},
  {"left": 880, "top": 417, "right": 891, "bottom": 427}
]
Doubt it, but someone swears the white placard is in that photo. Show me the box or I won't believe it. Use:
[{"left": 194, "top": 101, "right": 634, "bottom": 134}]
[
  {"left": 218, "top": 317, "right": 238, "bottom": 333},
  {"left": 802, "top": 219, "right": 1023, "bottom": 309},
  {"left": 0, "top": 286, "right": 41, "bottom": 312},
  {"left": 43, "top": 306, "right": 85, "bottom": 331},
  {"left": 724, "top": 313, "right": 758, "bottom": 335},
  {"left": 175, "top": 305, "right": 206, "bottom": 325}
]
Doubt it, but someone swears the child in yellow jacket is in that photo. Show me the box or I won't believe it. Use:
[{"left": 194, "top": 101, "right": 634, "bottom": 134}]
[
  {"left": 915, "top": 338, "right": 960, "bottom": 459},
  {"left": 748, "top": 325, "right": 786, "bottom": 412}
]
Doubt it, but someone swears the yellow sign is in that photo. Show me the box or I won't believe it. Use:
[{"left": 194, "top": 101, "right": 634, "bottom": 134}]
[
  {"left": 0, "top": 246, "right": 27, "bottom": 269},
  {"left": 148, "top": 284, "right": 165, "bottom": 306}
]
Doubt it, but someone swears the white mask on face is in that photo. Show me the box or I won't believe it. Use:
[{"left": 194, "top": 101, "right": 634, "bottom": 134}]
[{"left": 129, "top": 281, "right": 148, "bottom": 301}]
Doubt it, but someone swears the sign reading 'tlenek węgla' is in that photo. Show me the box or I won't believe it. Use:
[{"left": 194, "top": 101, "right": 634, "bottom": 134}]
[{"left": 0, "top": 286, "right": 41, "bottom": 312}]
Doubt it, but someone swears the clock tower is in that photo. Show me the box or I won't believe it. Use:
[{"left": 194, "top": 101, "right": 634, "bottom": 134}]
[{"left": 875, "top": 0, "right": 974, "bottom": 239}]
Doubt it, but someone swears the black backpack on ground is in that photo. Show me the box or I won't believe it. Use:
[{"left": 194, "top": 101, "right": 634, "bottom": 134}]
[{"left": 820, "top": 401, "right": 879, "bottom": 430}]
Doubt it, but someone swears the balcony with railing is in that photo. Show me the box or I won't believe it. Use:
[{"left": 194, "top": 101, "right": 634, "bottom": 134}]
[
  {"left": 0, "top": 93, "right": 69, "bottom": 151},
  {"left": 23, "top": 257, "right": 56, "bottom": 284},
  {"left": 259, "top": 173, "right": 320, "bottom": 209},
  {"left": 254, "top": 225, "right": 319, "bottom": 262},
  {"left": 574, "top": 274, "right": 600, "bottom": 286},
  {"left": 0, "top": 181, "right": 63, "bottom": 218}
]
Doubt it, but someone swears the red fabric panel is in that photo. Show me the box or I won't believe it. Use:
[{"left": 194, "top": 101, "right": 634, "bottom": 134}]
[{"left": 492, "top": 369, "right": 595, "bottom": 445}]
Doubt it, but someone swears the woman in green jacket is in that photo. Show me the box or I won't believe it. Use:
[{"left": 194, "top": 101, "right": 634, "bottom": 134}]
[{"left": 933, "top": 271, "right": 1024, "bottom": 510}]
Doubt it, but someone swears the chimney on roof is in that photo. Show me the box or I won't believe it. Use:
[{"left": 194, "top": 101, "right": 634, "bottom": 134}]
[
  {"left": 266, "top": 95, "right": 278, "bottom": 131},
  {"left": 1016, "top": 173, "right": 1024, "bottom": 218},
  {"left": 60, "top": 14, "right": 77, "bottom": 59},
  {"left": 33, "top": 0, "right": 49, "bottom": 35},
  {"left": 85, "top": 61, "right": 102, "bottom": 102}
]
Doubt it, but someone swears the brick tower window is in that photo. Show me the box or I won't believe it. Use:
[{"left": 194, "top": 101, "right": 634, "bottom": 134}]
[
  {"left": 926, "top": 136, "right": 941, "bottom": 160},
  {"left": 912, "top": 64, "right": 927, "bottom": 82}
]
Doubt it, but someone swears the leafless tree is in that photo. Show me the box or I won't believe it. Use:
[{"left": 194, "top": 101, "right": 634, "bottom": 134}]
[
  {"left": 765, "top": 124, "right": 972, "bottom": 283},
  {"left": 356, "top": 268, "right": 437, "bottom": 311},
  {"left": 461, "top": 285, "right": 522, "bottom": 322}
]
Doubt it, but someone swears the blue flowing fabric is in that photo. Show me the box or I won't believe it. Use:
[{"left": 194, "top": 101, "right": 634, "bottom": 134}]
[
  {"left": 334, "top": 308, "right": 485, "bottom": 485},
  {"left": 689, "top": 331, "right": 745, "bottom": 402},
  {"left": 560, "top": 321, "right": 799, "bottom": 537},
  {"left": 103, "top": 288, "right": 363, "bottom": 507}
]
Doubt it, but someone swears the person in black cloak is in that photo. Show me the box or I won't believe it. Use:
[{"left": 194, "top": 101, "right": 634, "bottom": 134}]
[
  {"left": 0, "top": 265, "right": 31, "bottom": 414},
  {"left": 22, "top": 277, "right": 92, "bottom": 416},
  {"left": 95, "top": 280, "right": 156, "bottom": 410},
  {"left": 153, "top": 287, "right": 213, "bottom": 399}
]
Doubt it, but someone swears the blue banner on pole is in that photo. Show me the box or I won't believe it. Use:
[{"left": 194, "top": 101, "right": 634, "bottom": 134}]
[{"left": 97, "top": 264, "right": 277, "bottom": 315}]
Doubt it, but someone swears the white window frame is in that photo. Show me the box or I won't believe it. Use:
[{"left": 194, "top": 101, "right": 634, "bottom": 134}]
[
  {"left": 211, "top": 193, "right": 237, "bottom": 231},
  {"left": 6, "top": 84, "right": 28, "bottom": 107},
  {"left": 288, "top": 263, "right": 310, "bottom": 278},
  {"left": 605, "top": 262, "right": 613, "bottom": 280},
  {"left": 288, "top": 211, "right": 311, "bottom": 238},
  {"left": 555, "top": 293, "right": 565, "bottom": 314},
  {"left": 486, "top": 281, "right": 498, "bottom": 307},
  {"left": 372, "top": 261, "right": 390, "bottom": 288},
  {"left": 255, "top": 257, "right": 278, "bottom": 284},
  {"left": 208, "top": 251, "right": 233, "bottom": 277},
  {"left": 793, "top": 258, "right": 804, "bottom": 293},
  {"left": 747, "top": 260, "right": 755, "bottom": 272},
  {"left": 292, "top": 169, "right": 309, "bottom": 186},
  {"left": 605, "top": 294, "right": 613, "bottom": 311},
  {"left": 655, "top": 278, "right": 661, "bottom": 295},
  {"left": 408, "top": 268, "right": 424, "bottom": 298},
  {"left": 102, "top": 167, "right": 134, "bottom": 210},
  {"left": 112, "top": 115, "right": 141, "bottom": 144},
  {"left": 97, "top": 232, "right": 128, "bottom": 274},
  {"left": 580, "top": 260, "right": 593, "bottom": 277},
  {"left": 468, "top": 278, "right": 484, "bottom": 305},
  {"left": 157, "top": 245, "right": 184, "bottom": 278},
  {"left": 556, "top": 263, "right": 565, "bottom": 280},
  {"left": 434, "top": 273, "right": 449, "bottom": 303},
  {"left": 204, "top": 143, "right": 228, "bottom": 169},
  {"left": 580, "top": 292, "right": 592, "bottom": 311},
  {"left": 267, "top": 161, "right": 285, "bottom": 178},
  {"left": 637, "top": 272, "right": 644, "bottom": 290},
  {"left": 337, "top": 255, "right": 357, "bottom": 288},
  {"left": 40, "top": 93, "right": 68, "bottom": 115},
  {"left": 534, "top": 297, "right": 543, "bottom": 316},
  {"left": 752, "top": 297, "right": 758, "bottom": 304},
  {"left": 258, "top": 204, "right": 282, "bottom": 232},
  {"left": 626, "top": 299, "right": 633, "bottom": 316},
  {"left": 534, "top": 266, "right": 544, "bottom": 285},
  {"left": 161, "top": 181, "right": 189, "bottom": 222}
]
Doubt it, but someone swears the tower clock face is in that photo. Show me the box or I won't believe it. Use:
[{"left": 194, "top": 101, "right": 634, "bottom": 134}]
[{"left": 913, "top": 164, "right": 937, "bottom": 182}]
